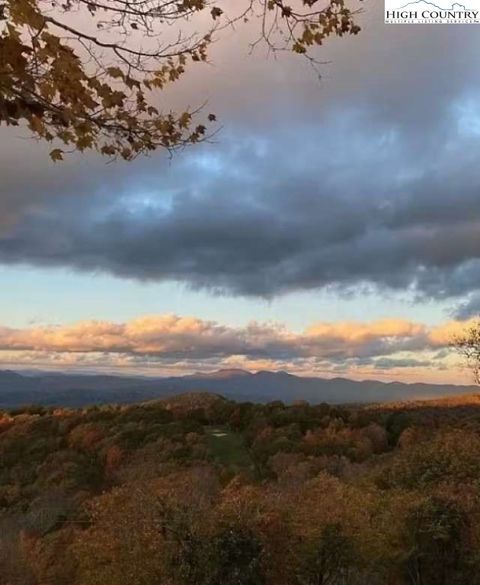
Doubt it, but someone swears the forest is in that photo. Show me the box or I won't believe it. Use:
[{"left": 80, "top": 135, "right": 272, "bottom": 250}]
[{"left": 1, "top": 391, "right": 480, "bottom": 584}]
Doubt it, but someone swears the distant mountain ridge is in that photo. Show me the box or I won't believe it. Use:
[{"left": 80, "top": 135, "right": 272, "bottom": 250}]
[{"left": 0, "top": 368, "right": 477, "bottom": 409}]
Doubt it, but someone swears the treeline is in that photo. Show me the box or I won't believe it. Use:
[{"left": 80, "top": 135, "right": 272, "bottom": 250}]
[{"left": 2, "top": 394, "right": 480, "bottom": 584}]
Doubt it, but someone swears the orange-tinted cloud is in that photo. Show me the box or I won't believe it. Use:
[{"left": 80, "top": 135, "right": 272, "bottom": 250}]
[
  {"left": 0, "top": 314, "right": 475, "bottom": 384},
  {"left": 0, "top": 314, "right": 471, "bottom": 356}
]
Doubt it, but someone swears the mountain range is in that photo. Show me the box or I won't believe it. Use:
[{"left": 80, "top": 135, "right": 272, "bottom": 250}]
[{"left": 0, "top": 368, "right": 477, "bottom": 409}]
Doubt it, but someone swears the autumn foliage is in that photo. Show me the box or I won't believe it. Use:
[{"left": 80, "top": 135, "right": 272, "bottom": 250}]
[
  {"left": 3, "top": 394, "right": 480, "bottom": 584},
  {"left": 0, "top": 0, "right": 361, "bottom": 160}
]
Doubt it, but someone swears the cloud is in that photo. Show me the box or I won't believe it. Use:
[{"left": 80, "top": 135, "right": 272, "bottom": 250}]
[
  {"left": 3, "top": 124, "right": 480, "bottom": 300},
  {"left": 2, "top": 5, "right": 480, "bottom": 303},
  {"left": 452, "top": 293, "right": 480, "bottom": 320},
  {"left": 0, "top": 314, "right": 473, "bottom": 381},
  {"left": 372, "top": 357, "right": 433, "bottom": 370}
]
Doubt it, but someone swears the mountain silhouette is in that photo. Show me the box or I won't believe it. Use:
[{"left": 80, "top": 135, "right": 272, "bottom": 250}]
[{"left": 0, "top": 369, "right": 477, "bottom": 408}]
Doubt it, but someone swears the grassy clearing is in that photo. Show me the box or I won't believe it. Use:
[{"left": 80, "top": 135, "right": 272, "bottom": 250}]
[{"left": 205, "top": 426, "right": 252, "bottom": 469}]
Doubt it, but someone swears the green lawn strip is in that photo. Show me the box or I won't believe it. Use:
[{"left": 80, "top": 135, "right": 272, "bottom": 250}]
[{"left": 205, "top": 426, "right": 252, "bottom": 469}]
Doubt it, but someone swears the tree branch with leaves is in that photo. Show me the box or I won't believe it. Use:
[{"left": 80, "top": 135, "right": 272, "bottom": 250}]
[
  {"left": 0, "top": 0, "right": 362, "bottom": 160},
  {"left": 452, "top": 319, "right": 480, "bottom": 384}
]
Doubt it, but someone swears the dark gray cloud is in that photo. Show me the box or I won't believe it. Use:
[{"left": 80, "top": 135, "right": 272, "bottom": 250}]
[
  {"left": 372, "top": 357, "right": 432, "bottom": 370},
  {"left": 453, "top": 293, "right": 480, "bottom": 319},
  {"left": 2, "top": 5, "right": 480, "bottom": 301}
]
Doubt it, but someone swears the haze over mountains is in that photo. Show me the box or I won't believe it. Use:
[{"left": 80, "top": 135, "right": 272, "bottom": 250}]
[{"left": 0, "top": 369, "right": 477, "bottom": 409}]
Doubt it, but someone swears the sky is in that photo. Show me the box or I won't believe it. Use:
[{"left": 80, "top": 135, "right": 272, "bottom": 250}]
[{"left": 1, "top": 1, "right": 480, "bottom": 383}]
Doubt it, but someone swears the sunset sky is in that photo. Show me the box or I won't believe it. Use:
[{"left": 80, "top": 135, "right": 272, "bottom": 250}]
[{"left": 1, "top": 2, "right": 480, "bottom": 383}]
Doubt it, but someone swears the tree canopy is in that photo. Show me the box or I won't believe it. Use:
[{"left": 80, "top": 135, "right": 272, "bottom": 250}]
[
  {"left": 0, "top": 0, "right": 361, "bottom": 160},
  {"left": 3, "top": 396, "right": 480, "bottom": 584}
]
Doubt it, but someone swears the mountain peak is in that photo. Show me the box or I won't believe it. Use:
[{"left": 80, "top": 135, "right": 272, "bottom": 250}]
[
  {"left": 211, "top": 369, "right": 252, "bottom": 378},
  {"left": 189, "top": 368, "right": 252, "bottom": 380}
]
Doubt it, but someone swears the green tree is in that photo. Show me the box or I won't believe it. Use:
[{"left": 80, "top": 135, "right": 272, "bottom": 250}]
[{"left": 206, "top": 526, "right": 265, "bottom": 585}]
